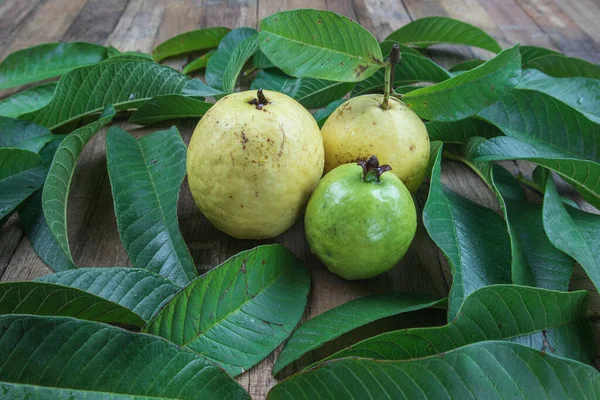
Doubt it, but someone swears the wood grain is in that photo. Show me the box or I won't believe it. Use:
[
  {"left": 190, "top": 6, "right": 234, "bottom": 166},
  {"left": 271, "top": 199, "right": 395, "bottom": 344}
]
[{"left": 0, "top": 0, "right": 599, "bottom": 398}]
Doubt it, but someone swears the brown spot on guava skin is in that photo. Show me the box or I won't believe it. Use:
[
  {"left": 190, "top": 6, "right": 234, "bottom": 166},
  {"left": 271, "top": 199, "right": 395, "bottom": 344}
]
[
  {"left": 241, "top": 132, "right": 249, "bottom": 150},
  {"left": 410, "top": 144, "right": 415, "bottom": 152}
]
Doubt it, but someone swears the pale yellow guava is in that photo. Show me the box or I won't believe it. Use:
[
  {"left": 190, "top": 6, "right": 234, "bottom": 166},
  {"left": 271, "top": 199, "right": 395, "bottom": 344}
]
[
  {"left": 321, "top": 94, "right": 430, "bottom": 192},
  {"left": 186, "top": 89, "right": 324, "bottom": 239}
]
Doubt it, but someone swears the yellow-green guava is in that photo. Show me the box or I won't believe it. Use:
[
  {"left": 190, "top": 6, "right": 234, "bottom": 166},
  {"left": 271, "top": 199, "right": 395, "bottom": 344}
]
[
  {"left": 187, "top": 89, "right": 324, "bottom": 239},
  {"left": 321, "top": 94, "right": 429, "bottom": 192},
  {"left": 304, "top": 156, "right": 417, "bottom": 280}
]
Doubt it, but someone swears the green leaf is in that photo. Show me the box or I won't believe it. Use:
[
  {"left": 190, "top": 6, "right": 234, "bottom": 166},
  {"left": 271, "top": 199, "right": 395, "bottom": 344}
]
[
  {"left": 273, "top": 294, "right": 445, "bottom": 375},
  {"left": 182, "top": 78, "right": 227, "bottom": 97},
  {"left": 0, "top": 315, "right": 250, "bottom": 399},
  {"left": 152, "top": 27, "right": 230, "bottom": 62},
  {"left": 473, "top": 89, "right": 600, "bottom": 209},
  {"left": 19, "top": 191, "right": 75, "bottom": 272},
  {"left": 259, "top": 9, "right": 383, "bottom": 82},
  {"left": 384, "top": 16, "right": 502, "bottom": 53},
  {"left": 222, "top": 33, "right": 259, "bottom": 92},
  {"left": 250, "top": 69, "right": 355, "bottom": 109},
  {"left": 542, "top": 171, "right": 600, "bottom": 293},
  {"left": 106, "top": 126, "right": 197, "bottom": 287},
  {"left": 0, "top": 282, "right": 145, "bottom": 327},
  {"left": 402, "top": 45, "right": 521, "bottom": 121},
  {"left": 21, "top": 59, "right": 190, "bottom": 130},
  {"left": 319, "top": 285, "right": 593, "bottom": 364},
  {"left": 525, "top": 54, "right": 600, "bottom": 79},
  {"left": 423, "top": 145, "right": 511, "bottom": 320},
  {"left": 35, "top": 267, "right": 180, "bottom": 321},
  {"left": 206, "top": 28, "right": 257, "bottom": 90},
  {"left": 129, "top": 94, "right": 212, "bottom": 126},
  {"left": 42, "top": 106, "right": 115, "bottom": 265},
  {"left": 519, "top": 45, "right": 561, "bottom": 65},
  {"left": 0, "top": 42, "right": 108, "bottom": 90},
  {"left": 426, "top": 118, "right": 501, "bottom": 143},
  {"left": 490, "top": 165, "right": 573, "bottom": 290},
  {"left": 448, "top": 59, "right": 486, "bottom": 72},
  {"left": 313, "top": 99, "right": 346, "bottom": 127},
  {"left": 351, "top": 52, "right": 451, "bottom": 96},
  {"left": 0, "top": 148, "right": 46, "bottom": 220},
  {"left": 253, "top": 50, "right": 275, "bottom": 69},
  {"left": 144, "top": 244, "right": 311, "bottom": 377},
  {"left": 518, "top": 68, "right": 600, "bottom": 122},
  {"left": 0, "top": 82, "right": 56, "bottom": 118},
  {"left": 268, "top": 341, "right": 600, "bottom": 400},
  {"left": 182, "top": 50, "right": 214, "bottom": 74},
  {"left": 0, "top": 117, "right": 54, "bottom": 153}
]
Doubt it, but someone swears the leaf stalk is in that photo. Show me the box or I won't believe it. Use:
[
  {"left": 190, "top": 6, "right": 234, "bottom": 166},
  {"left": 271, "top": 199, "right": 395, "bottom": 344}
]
[{"left": 381, "top": 44, "right": 400, "bottom": 110}]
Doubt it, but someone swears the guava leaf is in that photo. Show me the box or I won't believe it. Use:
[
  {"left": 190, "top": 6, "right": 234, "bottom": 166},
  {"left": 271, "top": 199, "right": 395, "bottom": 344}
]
[
  {"left": 183, "top": 51, "right": 214, "bottom": 74},
  {"left": 222, "top": 33, "right": 259, "bottom": 92},
  {"left": 19, "top": 191, "right": 75, "bottom": 272},
  {"left": 144, "top": 245, "right": 311, "bottom": 377},
  {"left": 206, "top": 28, "right": 257, "bottom": 90},
  {"left": 351, "top": 52, "right": 451, "bottom": 96},
  {"left": 106, "top": 126, "right": 197, "bottom": 287},
  {"left": 152, "top": 27, "right": 230, "bottom": 61},
  {"left": 0, "top": 282, "right": 145, "bottom": 327},
  {"left": 272, "top": 294, "right": 445, "bottom": 375},
  {"left": 0, "top": 82, "right": 56, "bottom": 118},
  {"left": 0, "top": 148, "right": 46, "bottom": 221},
  {"left": 487, "top": 164, "right": 573, "bottom": 290},
  {"left": 0, "top": 315, "right": 250, "bottom": 399},
  {"left": 519, "top": 45, "right": 561, "bottom": 65},
  {"left": 42, "top": 106, "right": 115, "bottom": 264},
  {"left": 129, "top": 94, "right": 212, "bottom": 126},
  {"left": 182, "top": 78, "right": 227, "bottom": 97},
  {"left": 402, "top": 45, "right": 521, "bottom": 121},
  {"left": 423, "top": 145, "right": 511, "bottom": 320},
  {"left": 0, "top": 42, "right": 109, "bottom": 90},
  {"left": 0, "top": 117, "right": 54, "bottom": 153},
  {"left": 473, "top": 89, "right": 600, "bottom": 209},
  {"left": 541, "top": 170, "right": 600, "bottom": 293},
  {"left": 319, "top": 285, "right": 593, "bottom": 364},
  {"left": 383, "top": 16, "right": 502, "bottom": 53},
  {"left": 448, "top": 59, "right": 486, "bottom": 72},
  {"left": 267, "top": 341, "right": 600, "bottom": 400},
  {"left": 250, "top": 69, "right": 355, "bottom": 109},
  {"left": 35, "top": 267, "right": 180, "bottom": 321},
  {"left": 21, "top": 59, "right": 190, "bottom": 130},
  {"left": 259, "top": 9, "right": 383, "bottom": 82},
  {"left": 253, "top": 50, "right": 275, "bottom": 69},
  {"left": 524, "top": 54, "right": 600, "bottom": 79},
  {"left": 517, "top": 69, "right": 600, "bottom": 122},
  {"left": 312, "top": 99, "right": 346, "bottom": 127},
  {"left": 426, "top": 118, "right": 501, "bottom": 143}
]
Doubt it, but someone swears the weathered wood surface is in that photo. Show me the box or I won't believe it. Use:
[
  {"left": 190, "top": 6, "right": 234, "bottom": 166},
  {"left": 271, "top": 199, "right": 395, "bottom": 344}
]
[{"left": 0, "top": 0, "right": 599, "bottom": 397}]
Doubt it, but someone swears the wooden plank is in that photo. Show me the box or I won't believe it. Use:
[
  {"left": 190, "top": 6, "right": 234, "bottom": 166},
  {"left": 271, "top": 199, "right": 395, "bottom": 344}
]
[
  {"left": 514, "top": 0, "right": 600, "bottom": 63},
  {"left": 553, "top": 0, "right": 600, "bottom": 43},
  {"left": 0, "top": 0, "right": 40, "bottom": 48},
  {"left": 107, "top": 0, "right": 166, "bottom": 52},
  {"left": 61, "top": 0, "right": 132, "bottom": 44},
  {"left": 0, "top": 0, "right": 88, "bottom": 60}
]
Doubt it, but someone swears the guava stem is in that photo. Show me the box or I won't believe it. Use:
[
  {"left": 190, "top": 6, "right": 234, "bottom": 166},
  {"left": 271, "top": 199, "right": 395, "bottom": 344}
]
[
  {"left": 249, "top": 89, "right": 270, "bottom": 110},
  {"left": 358, "top": 155, "right": 392, "bottom": 182},
  {"left": 381, "top": 44, "right": 401, "bottom": 110},
  {"left": 242, "top": 66, "right": 257, "bottom": 77}
]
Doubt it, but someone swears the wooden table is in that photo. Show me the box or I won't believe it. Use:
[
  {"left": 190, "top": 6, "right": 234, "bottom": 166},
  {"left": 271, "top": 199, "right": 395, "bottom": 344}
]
[{"left": 1, "top": 0, "right": 599, "bottom": 398}]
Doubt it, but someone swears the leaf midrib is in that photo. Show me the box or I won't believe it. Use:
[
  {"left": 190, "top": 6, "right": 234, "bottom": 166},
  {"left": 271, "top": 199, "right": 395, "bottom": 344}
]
[
  {"left": 260, "top": 30, "right": 381, "bottom": 65},
  {"left": 181, "top": 260, "right": 293, "bottom": 348}
]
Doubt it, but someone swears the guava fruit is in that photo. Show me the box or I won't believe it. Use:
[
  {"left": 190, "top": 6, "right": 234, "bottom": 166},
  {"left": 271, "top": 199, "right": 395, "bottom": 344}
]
[
  {"left": 304, "top": 156, "right": 417, "bottom": 280},
  {"left": 321, "top": 94, "right": 429, "bottom": 192},
  {"left": 187, "top": 89, "right": 324, "bottom": 239}
]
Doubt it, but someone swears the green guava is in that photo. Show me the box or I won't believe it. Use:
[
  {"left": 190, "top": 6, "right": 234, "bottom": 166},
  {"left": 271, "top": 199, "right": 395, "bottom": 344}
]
[
  {"left": 187, "top": 89, "right": 324, "bottom": 239},
  {"left": 304, "top": 156, "right": 417, "bottom": 280}
]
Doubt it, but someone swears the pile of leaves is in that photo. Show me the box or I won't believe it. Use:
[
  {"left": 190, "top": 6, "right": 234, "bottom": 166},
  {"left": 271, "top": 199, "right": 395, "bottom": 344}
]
[{"left": 1, "top": 8, "right": 600, "bottom": 399}]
